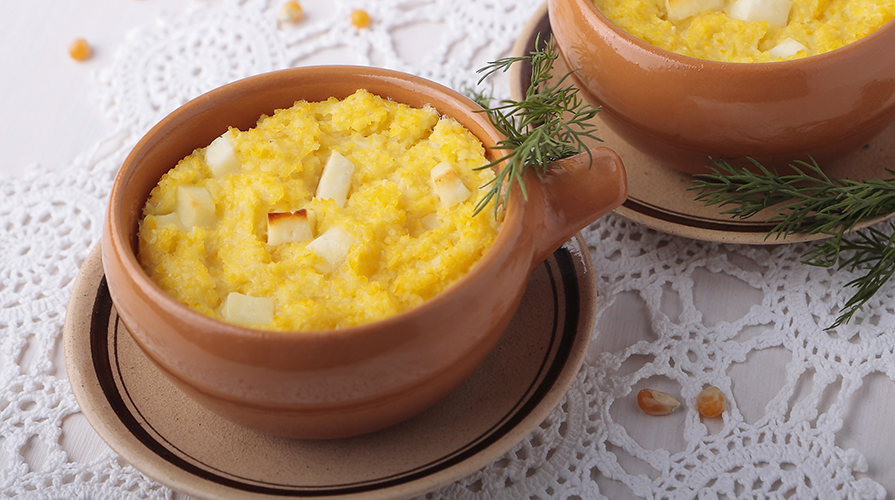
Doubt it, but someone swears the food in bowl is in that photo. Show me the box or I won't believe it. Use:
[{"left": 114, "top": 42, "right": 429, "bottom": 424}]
[
  {"left": 592, "top": 0, "right": 895, "bottom": 62},
  {"left": 138, "top": 89, "right": 500, "bottom": 331}
]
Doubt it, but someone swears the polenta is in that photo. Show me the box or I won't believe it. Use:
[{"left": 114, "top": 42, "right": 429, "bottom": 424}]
[
  {"left": 592, "top": 0, "right": 895, "bottom": 62},
  {"left": 138, "top": 89, "right": 500, "bottom": 331}
]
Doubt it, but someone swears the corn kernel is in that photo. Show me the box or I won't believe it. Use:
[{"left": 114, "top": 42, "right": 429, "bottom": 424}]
[
  {"left": 637, "top": 389, "right": 681, "bottom": 416},
  {"left": 696, "top": 386, "right": 725, "bottom": 418},
  {"left": 351, "top": 9, "right": 371, "bottom": 28},
  {"left": 69, "top": 38, "right": 92, "bottom": 61},
  {"left": 279, "top": 1, "right": 303, "bottom": 23}
]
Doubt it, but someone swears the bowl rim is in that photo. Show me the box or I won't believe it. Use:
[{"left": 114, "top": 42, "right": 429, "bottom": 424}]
[
  {"left": 564, "top": 0, "right": 895, "bottom": 69},
  {"left": 106, "top": 65, "right": 530, "bottom": 344}
]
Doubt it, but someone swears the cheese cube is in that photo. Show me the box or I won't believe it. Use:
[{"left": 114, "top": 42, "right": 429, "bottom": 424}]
[
  {"left": 153, "top": 213, "right": 186, "bottom": 232},
  {"left": 267, "top": 209, "right": 316, "bottom": 245},
  {"left": 204, "top": 131, "right": 242, "bottom": 177},
  {"left": 306, "top": 226, "right": 356, "bottom": 273},
  {"left": 316, "top": 151, "right": 355, "bottom": 208},
  {"left": 421, "top": 212, "right": 440, "bottom": 230},
  {"left": 728, "top": 0, "right": 792, "bottom": 26},
  {"left": 431, "top": 161, "right": 471, "bottom": 208},
  {"left": 175, "top": 186, "right": 216, "bottom": 228},
  {"left": 768, "top": 37, "right": 808, "bottom": 58},
  {"left": 666, "top": 0, "right": 725, "bottom": 22},
  {"left": 222, "top": 292, "right": 274, "bottom": 326}
]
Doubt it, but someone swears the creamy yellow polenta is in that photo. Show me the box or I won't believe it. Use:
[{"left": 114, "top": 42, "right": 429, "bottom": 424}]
[
  {"left": 593, "top": 0, "right": 895, "bottom": 62},
  {"left": 138, "top": 89, "right": 499, "bottom": 331}
]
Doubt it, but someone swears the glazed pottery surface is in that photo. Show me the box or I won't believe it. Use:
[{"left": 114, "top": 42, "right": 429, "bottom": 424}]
[
  {"left": 102, "top": 66, "right": 627, "bottom": 439},
  {"left": 548, "top": 0, "right": 895, "bottom": 174}
]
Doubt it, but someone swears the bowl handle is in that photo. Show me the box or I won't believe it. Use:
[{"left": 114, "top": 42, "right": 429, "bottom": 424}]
[{"left": 531, "top": 147, "right": 628, "bottom": 265}]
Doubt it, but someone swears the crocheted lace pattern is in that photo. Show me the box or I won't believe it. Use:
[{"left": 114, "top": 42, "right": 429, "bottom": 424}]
[{"left": 2, "top": 0, "right": 890, "bottom": 498}]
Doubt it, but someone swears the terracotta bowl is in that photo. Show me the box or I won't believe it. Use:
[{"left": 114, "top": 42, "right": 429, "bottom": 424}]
[
  {"left": 102, "top": 66, "right": 627, "bottom": 439},
  {"left": 548, "top": 0, "right": 895, "bottom": 175}
]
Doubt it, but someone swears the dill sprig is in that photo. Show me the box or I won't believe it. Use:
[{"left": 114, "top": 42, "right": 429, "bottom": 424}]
[
  {"left": 470, "top": 35, "right": 602, "bottom": 216},
  {"left": 830, "top": 225, "right": 895, "bottom": 327},
  {"left": 690, "top": 157, "right": 895, "bottom": 327},
  {"left": 463, "top": 84, "right": 494, "bottom": 111}
]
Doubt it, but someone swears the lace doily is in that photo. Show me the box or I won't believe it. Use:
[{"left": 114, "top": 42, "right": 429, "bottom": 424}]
[{"left": 3, "top": 0, "right": 893, "bottom": 498}]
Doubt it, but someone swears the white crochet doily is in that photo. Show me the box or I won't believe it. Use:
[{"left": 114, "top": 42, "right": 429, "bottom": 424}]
[{"left": 2, "top": 0, "right": 893, "bottom": 498}]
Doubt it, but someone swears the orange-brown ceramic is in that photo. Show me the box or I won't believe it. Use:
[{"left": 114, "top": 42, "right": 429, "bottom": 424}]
[
  {"left": 548, "top": 0, "right": 895, "bottom": 174},
  {"left": 102, "top": 66, "right": 627, "bottom": 439}
]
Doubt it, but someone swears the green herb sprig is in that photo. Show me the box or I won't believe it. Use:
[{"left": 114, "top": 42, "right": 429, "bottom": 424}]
[
  {"left": 470, "top": 35, "right": 602, "bottom": 216},
  {"left": 691, "top": 158, "right": 895, "bottom": 327}
]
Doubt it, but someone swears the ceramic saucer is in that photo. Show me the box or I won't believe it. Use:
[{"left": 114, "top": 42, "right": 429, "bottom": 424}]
[
  {"left": 64, "top": 238, "right": 594, "bottom": 500},
  {"left": 513, "top": 2, "right": 895, "bottom": 244}
]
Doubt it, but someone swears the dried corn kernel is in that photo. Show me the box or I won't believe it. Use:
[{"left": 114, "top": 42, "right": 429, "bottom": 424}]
[
  {"left": 69, "top": 38, "right": 92, "bottom": 61},
  {"left": 696, "top": 386, "right": 725, "bottom": 418},
  {"left": 351, "top": 9, "right": 371, "bottom": 28},
  {"left": 637, "top": 389, "right": 681, "bottom": 416},
  {"left": 279, "top": 1, "right": 303, "bottom": 23}
]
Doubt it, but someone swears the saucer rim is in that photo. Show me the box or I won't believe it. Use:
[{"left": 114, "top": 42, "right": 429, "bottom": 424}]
[{"left": 64, "top": 238, "right": 595, "bottom": 500}]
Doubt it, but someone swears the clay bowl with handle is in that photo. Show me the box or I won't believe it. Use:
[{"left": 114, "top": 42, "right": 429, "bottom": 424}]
[
  {"left": 548, "top": 0, "right": 895, "bottom": 175},
  {"left": 102, "top": 65, "right": 627, "bottom": 439}
]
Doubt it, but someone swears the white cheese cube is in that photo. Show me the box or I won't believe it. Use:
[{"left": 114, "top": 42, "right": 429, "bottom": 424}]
[
  {"left": 316, "top": 151, "right": 355, "bottom": 208},
  {"left": 267, "top": 209, "right": 316, "bottom": 245},
  {"left": 175, "top": 186, "right": 216, "bottom": 228},
  {"left": 421, "top": 212, "right": 440, "bottom": 230},
  {"left": 222, "top": 292, "right": 274, "bottom": 326},
  {"left": 666, "top": 0, "right": 725, "bottom": 22},
  {"left": 728, "top": 0, "right": 792, "bottom": 26},
  {"left": 431, "top": 161, "right": 471, "bottom": 208},
  {"left": 204, "top": 131, "right": 242, "bottom": 177},
  {"left": 153, "top": 213, "right": 186, "bottom": 232},
  {"left": 306, "top": 226, "right": 356, "bottom": 273},
  {"left": 768, "top": 37, "right": 808, "bottom": 58}
]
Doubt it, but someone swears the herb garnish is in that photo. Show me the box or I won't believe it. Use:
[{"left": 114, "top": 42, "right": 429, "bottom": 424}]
[
  {"left": 691, "top": 158, "right": 895, "bottom": 327},
  {"left": 470, "top": 35, "right": 602, "bottom": 216}
]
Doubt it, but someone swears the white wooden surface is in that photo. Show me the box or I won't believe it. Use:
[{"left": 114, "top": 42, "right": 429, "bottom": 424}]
[{"left": 1, "top": 1, "right": 184, "bottom": 177}]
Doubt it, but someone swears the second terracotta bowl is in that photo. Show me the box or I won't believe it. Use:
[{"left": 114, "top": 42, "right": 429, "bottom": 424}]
[
  {"left": 549, "top": 0, "right": 895, "bottom": 174},
  {"left": 102, "top": 66, "right": 627, "bottom": 439}
]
